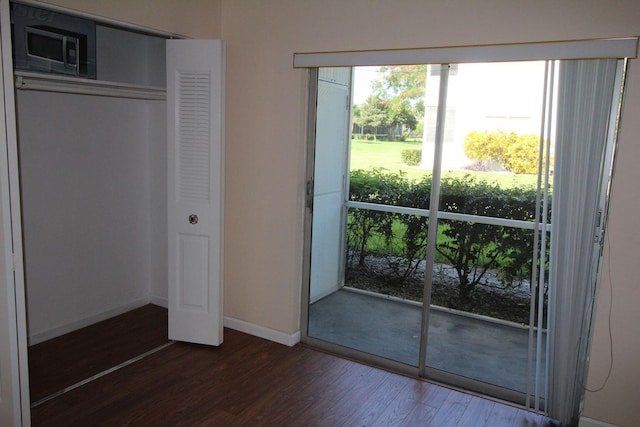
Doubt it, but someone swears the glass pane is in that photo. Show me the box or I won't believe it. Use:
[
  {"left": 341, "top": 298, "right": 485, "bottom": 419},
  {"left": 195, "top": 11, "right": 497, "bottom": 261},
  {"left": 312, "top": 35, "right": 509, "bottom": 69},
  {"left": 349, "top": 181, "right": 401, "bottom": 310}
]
[
  {"left": 309, "top": 62, "right": 551, "bottom": 399},
  {"left": 309, "top": 208, "right": 426, "bottom": 366},
  {"left": 349, "top": 65, "right": 430, "bottom": 207},
  {"left": 309, "top": 66, "right": 431, "bottom": 367},
  {"left": 309, "top": 65, "right": 435, "bottom": 366},
  {"left": 425, "top": 220, "right": 547, "bottom": 393},
  {"left": 430, "top": 62, "right": 550, "bottom": 221},
  {"left": 423, "top": 61, "right": 552, "bottom": 395}
]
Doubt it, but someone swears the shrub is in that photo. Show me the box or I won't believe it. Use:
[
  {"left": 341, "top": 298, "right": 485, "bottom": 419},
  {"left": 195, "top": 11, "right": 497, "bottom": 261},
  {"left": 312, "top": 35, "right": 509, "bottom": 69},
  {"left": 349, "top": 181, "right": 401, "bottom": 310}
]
[
  {"left": 392, "top": 175, "right": 432, "bottom": 280},
  {"left": 347, "top": 169, "right": 409, "bottom": 267},
  {"left": 346, "top": 169, "right": 551, "bottom": 301},
  {"left": 463, "top": 130, "right": 544, "bottom": 174},
  {"left": 503, "top": 133, "right": 542, "bottom": 174},
  {"left": 463, "top": 130, "right": 509, "bottom": 168},
  {"left": 437, "top": 175, "right": 542, "bottom": 300},
  {"left": 401, "top": 148, "right": 422, "bottom": 166}
]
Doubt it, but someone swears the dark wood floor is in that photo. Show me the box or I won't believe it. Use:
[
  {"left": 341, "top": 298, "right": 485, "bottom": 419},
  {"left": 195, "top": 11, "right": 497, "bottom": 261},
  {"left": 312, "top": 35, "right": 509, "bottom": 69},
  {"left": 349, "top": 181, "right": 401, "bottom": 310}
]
[
  {"left": 30, "top": 306, "right": 559, "bottom": 426},
  {"left": 28, "top": 304, "right": 169, "bottom": 403}
]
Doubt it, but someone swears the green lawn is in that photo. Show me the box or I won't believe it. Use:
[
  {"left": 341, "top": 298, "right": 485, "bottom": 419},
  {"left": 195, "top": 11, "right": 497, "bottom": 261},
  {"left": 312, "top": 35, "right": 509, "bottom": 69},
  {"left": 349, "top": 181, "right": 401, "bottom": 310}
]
[{"left": 350, "top": 139, "right": 539, "bottom": 188}]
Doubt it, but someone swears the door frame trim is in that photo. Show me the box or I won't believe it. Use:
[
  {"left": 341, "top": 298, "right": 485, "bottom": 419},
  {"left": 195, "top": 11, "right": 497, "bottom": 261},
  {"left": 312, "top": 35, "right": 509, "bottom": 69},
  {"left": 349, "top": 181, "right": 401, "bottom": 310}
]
[
  {"left": 300, "top": 68, "right": 318, "bottom": 341},
  {"left": 0, "top": 0, "right": 31, "bottom": 424}
]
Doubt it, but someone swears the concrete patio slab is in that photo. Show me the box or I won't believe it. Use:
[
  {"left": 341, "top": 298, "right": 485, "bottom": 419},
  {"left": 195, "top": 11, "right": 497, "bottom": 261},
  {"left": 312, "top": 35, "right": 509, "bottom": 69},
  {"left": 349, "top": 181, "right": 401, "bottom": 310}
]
[{"left": 308, "top": 288, "right": 546, "bottom": 395}]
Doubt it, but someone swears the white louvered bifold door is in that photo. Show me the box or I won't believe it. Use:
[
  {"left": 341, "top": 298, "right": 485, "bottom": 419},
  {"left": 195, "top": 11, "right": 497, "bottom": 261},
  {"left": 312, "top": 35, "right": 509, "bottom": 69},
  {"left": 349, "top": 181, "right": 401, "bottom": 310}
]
[{"left": 167, "top": 40, "right": 224, "bottom": 346}]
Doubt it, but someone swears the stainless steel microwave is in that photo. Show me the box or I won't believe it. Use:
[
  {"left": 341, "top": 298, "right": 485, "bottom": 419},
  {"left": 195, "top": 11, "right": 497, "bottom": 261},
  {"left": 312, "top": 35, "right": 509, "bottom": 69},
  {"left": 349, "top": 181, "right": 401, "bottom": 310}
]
[
  {"left": 25, "top": 26, "right": 82, "bottom": 77},
  {"left": 11, "top": 3, "right": 97, "bottom": 79}
]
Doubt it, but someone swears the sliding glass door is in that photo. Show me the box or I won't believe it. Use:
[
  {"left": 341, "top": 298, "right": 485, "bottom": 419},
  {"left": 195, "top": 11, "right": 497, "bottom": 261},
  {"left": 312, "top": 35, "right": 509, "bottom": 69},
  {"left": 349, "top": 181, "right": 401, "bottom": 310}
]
[
  {"left": 421, "top": 62, "right": 551, "bottom": 404},
  {"left": 303, "top": 53, "right": 627, "bottom": 416},
  {"left": 307, "top": 68, "right": 425, "bottom": 367}
]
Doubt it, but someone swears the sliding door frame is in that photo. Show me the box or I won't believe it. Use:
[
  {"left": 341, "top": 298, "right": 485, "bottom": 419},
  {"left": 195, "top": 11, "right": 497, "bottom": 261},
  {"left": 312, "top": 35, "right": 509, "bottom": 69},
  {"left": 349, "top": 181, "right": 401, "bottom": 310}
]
[
  {"left": 302, "top": 61, "right": 550, "bottom": 406},
  {"left": 299, "top": 38, "right": 638, "bottom": 419},
  {"left": 299, "top": 68, "right": 318, "bottom": 345}
]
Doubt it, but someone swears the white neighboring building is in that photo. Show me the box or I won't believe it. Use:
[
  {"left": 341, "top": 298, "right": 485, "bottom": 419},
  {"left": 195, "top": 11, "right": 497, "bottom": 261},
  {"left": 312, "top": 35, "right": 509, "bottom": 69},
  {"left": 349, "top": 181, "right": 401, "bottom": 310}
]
[{"left": 421, "top": 61, "right": 547, "bottom": 171}]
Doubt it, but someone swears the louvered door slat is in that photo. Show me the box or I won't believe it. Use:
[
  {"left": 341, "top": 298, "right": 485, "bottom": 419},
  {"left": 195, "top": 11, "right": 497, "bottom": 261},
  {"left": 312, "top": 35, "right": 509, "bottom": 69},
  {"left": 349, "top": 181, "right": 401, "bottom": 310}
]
[{"left": 177, "top": 71, "right": 211, "bottom": 202}]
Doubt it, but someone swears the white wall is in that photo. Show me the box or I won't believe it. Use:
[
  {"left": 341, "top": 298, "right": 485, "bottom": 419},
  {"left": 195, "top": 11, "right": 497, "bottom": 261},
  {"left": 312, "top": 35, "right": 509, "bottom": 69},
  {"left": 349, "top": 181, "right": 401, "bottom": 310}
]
[
  {"left": 31, "top": 1, "right": 223, "bottom": 316},
  {"left": 17, "top": 90, "right": 155, "bottom": 342},
  {"left": 15, "top": 2, "right": 185, "bottom": 342},
  {"left": 148, "top": 101, "right": 168, "bottom": 306}
]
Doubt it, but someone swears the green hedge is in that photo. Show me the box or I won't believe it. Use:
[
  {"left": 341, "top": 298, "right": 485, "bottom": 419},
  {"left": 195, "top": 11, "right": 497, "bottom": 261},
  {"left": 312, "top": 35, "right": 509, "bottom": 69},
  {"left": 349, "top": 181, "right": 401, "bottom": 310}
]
[
  {"left": 401, "top": 148, "right": 422, "bottom": 166},
  {"left": 347, "top": 169, "right": 551, "bottom": 300}
]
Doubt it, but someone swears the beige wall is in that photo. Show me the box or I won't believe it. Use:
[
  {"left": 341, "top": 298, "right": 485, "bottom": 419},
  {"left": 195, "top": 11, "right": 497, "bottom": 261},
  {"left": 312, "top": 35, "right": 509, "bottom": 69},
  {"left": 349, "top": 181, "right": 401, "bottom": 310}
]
[
  {"left": 584, "top": 64, "right": 640, "bottom": 425},
  {"left": 39, "top": 0, "right": 222, "bottom": 38},
  {"left": 21, "top": 0, "right": 640, "bottom": 425},
  {"left": 220, "top": 1, "right": 640, "bottom": 426}
]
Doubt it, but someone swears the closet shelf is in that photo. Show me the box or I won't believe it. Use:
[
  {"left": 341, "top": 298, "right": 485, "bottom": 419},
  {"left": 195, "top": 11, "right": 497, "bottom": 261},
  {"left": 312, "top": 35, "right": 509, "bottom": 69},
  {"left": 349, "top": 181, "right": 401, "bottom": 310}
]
[{"left": 14, "top": 71, "right": 166, "bottom": 101}]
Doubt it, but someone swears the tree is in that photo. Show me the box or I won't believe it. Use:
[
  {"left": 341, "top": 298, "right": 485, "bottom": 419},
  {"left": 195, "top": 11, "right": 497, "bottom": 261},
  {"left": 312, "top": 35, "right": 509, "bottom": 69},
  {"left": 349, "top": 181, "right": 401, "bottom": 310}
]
[
  {"left": 373, "top": 65, "right": 427, "bottom": 113},
  {"left": 357, "top": 96, "right": 389, "bottom": 139},
  {"left": 387, "top": 97, "right": 418, "bottom": 136},
  {"left": 353, "top": 66, "right": 427, "bottom": 140},
  {"left": 375, "top": 66, "right": 426, "bottom": 139},
  {"left": 352, "top": 104, "right": 363, "bottom": 134}
]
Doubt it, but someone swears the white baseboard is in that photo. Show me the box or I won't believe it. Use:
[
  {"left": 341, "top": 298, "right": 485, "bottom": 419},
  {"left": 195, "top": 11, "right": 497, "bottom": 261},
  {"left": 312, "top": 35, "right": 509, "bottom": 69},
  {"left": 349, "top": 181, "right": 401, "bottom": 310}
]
[
  {"left": 580, "top": 417, "right": 620, "bottom": 427},
  {"left": 148, "top": 299, "right": 299, "bottom": 347},
  {"left": 28, "top": 297, "right": 150, "bottom": 345},
  {"left": 224, "top": 316, "right": 300, "bottom": 347},
  {"left": 28, "top": 298, "right": 301, "bottom": 349},
  {"left": 150, "top": 295, "right": 168, "bottom": 308}
]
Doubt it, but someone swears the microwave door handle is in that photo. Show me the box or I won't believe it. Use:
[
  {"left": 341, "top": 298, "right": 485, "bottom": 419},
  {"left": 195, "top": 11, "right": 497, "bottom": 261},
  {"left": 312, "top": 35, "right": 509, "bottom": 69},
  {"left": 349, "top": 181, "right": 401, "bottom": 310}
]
[{"left": 61, "top": 36, "right": 67, "bottom": 66}]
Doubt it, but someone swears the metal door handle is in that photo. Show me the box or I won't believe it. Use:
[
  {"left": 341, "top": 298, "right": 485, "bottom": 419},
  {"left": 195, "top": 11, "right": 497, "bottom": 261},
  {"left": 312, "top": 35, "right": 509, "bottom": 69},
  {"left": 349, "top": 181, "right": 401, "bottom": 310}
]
[{"left": 188, "top": 214, "right": 198, "bottom": 224}]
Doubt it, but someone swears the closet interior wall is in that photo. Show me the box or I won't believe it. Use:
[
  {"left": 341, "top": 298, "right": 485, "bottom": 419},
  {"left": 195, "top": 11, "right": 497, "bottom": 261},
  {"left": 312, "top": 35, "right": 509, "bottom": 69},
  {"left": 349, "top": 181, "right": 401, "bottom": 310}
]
[{"left": 16, "top": 19, "right": 169, "bottom": 344}]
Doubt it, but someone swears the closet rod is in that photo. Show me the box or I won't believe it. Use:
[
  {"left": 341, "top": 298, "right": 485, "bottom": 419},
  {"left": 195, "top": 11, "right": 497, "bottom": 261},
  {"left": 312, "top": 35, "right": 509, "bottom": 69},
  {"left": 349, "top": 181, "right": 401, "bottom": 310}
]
[{"left": 14, "top": 74, "right": 166, "bottom": 101}]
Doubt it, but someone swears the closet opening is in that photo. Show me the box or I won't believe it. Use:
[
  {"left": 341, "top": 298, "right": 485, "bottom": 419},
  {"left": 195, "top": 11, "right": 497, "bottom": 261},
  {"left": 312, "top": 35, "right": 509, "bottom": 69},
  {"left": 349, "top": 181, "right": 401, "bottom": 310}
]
[{"left": 9, "top": 0, "right": 172, "bottom": 409}]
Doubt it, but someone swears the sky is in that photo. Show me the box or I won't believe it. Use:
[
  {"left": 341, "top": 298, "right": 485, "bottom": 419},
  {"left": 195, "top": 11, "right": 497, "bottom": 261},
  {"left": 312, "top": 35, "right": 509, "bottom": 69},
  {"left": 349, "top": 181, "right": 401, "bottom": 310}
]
[{"left": 352, "top": 66, "right": 382, "bottom": 105}]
